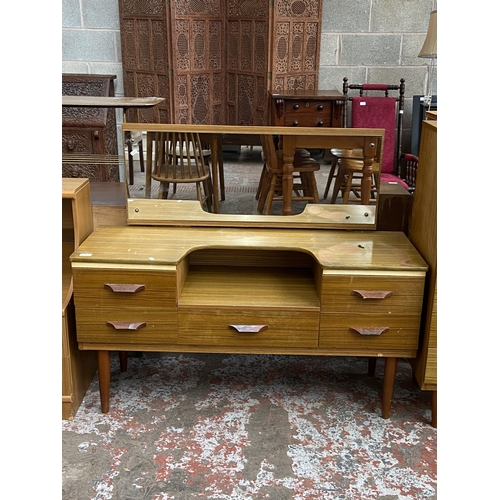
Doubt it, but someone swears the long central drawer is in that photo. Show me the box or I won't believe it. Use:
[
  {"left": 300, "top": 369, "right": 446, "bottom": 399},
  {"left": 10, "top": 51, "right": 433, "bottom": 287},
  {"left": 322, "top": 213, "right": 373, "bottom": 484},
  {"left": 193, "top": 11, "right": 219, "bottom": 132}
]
[{"left": 178, "top": 309, "right": 319, "bottom": 348}]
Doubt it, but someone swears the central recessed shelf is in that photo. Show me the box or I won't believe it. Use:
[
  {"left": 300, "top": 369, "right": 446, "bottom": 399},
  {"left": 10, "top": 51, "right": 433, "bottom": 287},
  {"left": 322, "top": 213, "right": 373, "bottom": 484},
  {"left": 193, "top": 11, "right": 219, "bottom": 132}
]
[{"left": 179, "top": 265, "right": 319, "bottom": 310}]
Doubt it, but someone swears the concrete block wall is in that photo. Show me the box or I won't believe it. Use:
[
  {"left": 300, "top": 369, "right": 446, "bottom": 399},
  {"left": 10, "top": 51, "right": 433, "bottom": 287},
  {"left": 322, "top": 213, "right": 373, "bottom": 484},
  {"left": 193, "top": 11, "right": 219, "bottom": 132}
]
[
  {"left": 62, "top": 0, "right": 437, "bottom": 154},
  {"left": 319, "top": 0, "right": 437, "bottom": 152}
]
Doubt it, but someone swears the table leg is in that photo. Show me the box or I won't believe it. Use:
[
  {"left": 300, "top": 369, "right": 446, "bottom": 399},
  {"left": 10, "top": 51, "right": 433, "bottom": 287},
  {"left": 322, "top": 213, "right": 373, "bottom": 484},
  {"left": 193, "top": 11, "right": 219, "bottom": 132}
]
[
  {"left": 382, "top": 357, "right": 398, "bottom": 418},
  {"left": 119, "top": 351, "right": 128, "bottom": 372},
  {"left": 97, "top": 350, "right": 111, "bottom": 414}
]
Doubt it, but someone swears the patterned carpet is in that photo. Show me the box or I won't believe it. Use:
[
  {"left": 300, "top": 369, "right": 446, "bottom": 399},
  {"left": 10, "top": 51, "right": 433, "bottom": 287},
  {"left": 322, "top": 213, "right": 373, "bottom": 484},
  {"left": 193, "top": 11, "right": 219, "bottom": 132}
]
[{"left": 62, "top": 353, "right": 436, "bottom": 499}]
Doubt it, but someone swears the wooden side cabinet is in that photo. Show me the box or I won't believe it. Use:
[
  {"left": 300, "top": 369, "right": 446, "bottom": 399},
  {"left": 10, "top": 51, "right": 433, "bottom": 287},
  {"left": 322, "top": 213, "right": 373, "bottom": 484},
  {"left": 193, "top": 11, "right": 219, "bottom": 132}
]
[
  {"left": 268, "top": 90, "right": 345, "bottom": 127},
  {"left": 62, "top": 178, "right": 97, "bottom": 419},
  {"left": 62, "top": 74, "right": 119, "bottom": 182},
  {"left": 408, "top": 120, "right": 437, "bottom": 427}
]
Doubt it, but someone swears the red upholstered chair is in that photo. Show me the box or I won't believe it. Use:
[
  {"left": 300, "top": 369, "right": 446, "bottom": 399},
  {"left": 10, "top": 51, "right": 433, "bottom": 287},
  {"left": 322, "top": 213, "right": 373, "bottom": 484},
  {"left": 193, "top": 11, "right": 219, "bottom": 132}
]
[{"left": 323, "top": 78, "right": 409, "bottom": 204}]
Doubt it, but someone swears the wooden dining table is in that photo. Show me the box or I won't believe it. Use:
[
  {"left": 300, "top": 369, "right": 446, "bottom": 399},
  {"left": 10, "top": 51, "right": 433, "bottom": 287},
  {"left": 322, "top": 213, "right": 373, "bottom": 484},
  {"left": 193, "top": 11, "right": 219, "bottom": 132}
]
[{"left": 122, "top": 123, "right": 384, "bottom": 215}]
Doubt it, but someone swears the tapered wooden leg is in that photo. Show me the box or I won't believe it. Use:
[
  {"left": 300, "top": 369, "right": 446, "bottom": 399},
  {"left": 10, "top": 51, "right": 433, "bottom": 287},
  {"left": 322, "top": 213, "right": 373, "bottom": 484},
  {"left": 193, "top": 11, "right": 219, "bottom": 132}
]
[
  {"left": 382, "top": 357, "right": 398, "bottom": 418},
  {"left": 368, "top": 357, "right": 377, "bottom": 376},
  {"left": 431, "top": 390, "right": 437, "bottom": 428},
  {"left": 97, "top": 350, "right": 111, "bottom": 414},
  {"left": 119, "top": 352, "right": 128, "bottom": 372}
]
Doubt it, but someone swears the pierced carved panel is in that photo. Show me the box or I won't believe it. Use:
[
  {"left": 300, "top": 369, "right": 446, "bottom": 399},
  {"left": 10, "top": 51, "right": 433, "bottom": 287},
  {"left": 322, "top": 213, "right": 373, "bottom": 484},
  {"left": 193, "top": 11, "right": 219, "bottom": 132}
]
[{"left": 119, "top": 0, "right": 322, "bottom": 125}]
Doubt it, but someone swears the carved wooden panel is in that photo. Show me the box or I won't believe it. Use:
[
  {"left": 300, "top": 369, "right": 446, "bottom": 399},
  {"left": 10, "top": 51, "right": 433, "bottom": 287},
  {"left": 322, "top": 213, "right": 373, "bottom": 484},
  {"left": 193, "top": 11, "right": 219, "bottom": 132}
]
[
  {"left": 270, "top": 0, "right": 323, "bottom": 92},
  {"left": 169, "top": 1, "right": 224, "bottom": 124},
  {"left": 118, "top": 0, "right": 322, "bottom": 125},
  {"left": 226, "top": 1, "right": 269, "bottom": 126},
  {"left": 62, "top": 74, "right": 119, "bottom": 181},
  {"left": 118, "top": 0, "right": 172, "bottom": 123}
]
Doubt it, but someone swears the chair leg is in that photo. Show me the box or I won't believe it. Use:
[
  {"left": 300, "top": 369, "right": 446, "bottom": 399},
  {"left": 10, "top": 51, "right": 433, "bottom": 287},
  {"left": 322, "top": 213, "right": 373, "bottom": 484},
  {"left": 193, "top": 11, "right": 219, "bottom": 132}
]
[
  {"left": 323, "top": 158, "right": 338, "bottom": 199},
  {"left": 309, "top": 172, "right": 320, "bottom": 203},
  {"left": 264, "top": 174, "right": 278, "bottom": 215},
  {"left": 342, "top": 172, "right": 354, "bottom": 204},
  {"left": 330, "top": 163, "right": 346, "bottom": 204},
  {"left": 158, "top": 181, "right": 170, "bottom": 199},
  {"left": 138, "top": 140, "right": 145, "bottom": 173},
  {"left": 257, "top": 168, "right": 271, "bottom": 213},
  {"left": 255, "top": 164, "right": 266, "bottom": 200},
  {"left": 218, "top": 146, "right": 225, "bottom": 201},
  {"left": 127, "top": 138, "right": 134, "bottom": 186}
]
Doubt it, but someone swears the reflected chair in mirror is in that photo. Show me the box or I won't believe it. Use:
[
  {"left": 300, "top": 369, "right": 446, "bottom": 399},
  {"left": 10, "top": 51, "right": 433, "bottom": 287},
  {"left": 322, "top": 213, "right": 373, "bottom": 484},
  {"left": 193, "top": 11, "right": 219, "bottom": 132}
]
[
  {"left": 258, "top": 134, "right": 320, "bottom": 215},
  {"left": 125, "top": 130, "right": 145, "bottom": 186},
  {"left": 145, "top": 131, "right": 213, "bottom": 212},
  {"left": 323, "top": 78, "right": 409, "bottom": 204}
]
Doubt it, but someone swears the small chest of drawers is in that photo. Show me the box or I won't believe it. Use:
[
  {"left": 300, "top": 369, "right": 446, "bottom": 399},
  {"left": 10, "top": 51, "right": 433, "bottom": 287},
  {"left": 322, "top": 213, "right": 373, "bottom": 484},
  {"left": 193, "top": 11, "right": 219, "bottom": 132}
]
[{"left": 268, "top": 89, "right": 345, "bottom": 127}]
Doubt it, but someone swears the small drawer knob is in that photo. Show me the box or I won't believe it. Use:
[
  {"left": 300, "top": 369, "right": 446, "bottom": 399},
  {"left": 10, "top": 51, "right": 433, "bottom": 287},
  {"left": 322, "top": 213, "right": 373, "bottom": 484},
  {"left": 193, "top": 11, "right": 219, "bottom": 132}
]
[
  {"left": 293, "top": 104, "right": 299, "bottom": 110},
  {"left": 317, "top": 105, "right": 324, "bottom": 110},
  {"left": 292, "top": 120, "right": 299, "bottom": 126},
  {"left": 317, "top": 121, "right": 324, "bottom": 126}
]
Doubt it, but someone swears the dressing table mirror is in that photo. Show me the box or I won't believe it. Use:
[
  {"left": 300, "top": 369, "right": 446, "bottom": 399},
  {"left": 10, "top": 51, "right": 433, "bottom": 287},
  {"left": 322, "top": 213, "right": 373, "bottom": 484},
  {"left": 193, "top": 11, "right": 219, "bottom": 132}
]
[{"left": 121, "top": 123, "right": 383, "bottom": 229}]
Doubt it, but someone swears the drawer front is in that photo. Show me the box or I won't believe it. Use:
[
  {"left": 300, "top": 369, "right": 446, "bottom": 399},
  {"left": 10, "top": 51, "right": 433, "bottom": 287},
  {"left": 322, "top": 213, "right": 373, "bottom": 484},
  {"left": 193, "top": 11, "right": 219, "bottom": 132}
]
[
  {"left": 322, "top": 274, "right": 425, "bottom": 315},
  {"left": 319, "top": 313, "right": 420, "bottom": 351},
  {"left": 76, "top": 308, "right": 177, "bottom": 345},
  {"left": 62, "top": 129, "right": 95, "bottom": 154},
  {"left": 178, "top": 309, "right": 319, "bottom": 348},
  {"left": 284, "top": 100, "right": 332, "bottom": 127},
  {"left": 73, "top": 268, "right": 177, "bottom": 308}
]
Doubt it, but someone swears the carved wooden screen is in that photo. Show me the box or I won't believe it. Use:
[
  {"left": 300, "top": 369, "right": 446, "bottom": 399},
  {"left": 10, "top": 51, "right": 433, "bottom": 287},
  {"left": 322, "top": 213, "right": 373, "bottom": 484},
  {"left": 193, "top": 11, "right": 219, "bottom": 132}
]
[
  {"left": 119, "top": 0, "right": 322, "bottom": 124},
  {"left": 270, "top": 0, "right": 323, "bottom": 92},
  {"left": 118, "top": 0, "right": 172, "bottom": 123},
  {"left": 225, "top": 1, "right": 269, "bottom": 126},
  {"left": 168, "top": 0, "right": 224, "bottom": 124}
]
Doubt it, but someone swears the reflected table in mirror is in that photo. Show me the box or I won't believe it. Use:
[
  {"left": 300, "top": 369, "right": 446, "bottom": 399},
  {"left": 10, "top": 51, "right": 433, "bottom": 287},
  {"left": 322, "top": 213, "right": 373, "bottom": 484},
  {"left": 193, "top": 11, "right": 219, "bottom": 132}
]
[{"left": 122, "top": 124, "right": 384, "bottom": 222}]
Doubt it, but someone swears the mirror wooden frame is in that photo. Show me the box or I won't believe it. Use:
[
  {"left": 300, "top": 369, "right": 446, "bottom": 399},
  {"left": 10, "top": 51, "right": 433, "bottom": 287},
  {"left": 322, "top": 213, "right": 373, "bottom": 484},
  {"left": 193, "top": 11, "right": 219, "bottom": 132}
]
[{"left": 122, "top": 123, "right": 384, "bottom": 230}]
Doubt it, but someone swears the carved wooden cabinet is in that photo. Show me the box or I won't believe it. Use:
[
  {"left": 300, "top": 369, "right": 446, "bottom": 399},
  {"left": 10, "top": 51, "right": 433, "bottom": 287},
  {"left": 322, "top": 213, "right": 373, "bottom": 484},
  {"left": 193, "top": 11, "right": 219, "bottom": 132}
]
[
  {"left": 62, "top": 74, "right": 119, "bottom": 181},
  {"left": 118, "top": 0, "right": 324, "bottom": 125}
]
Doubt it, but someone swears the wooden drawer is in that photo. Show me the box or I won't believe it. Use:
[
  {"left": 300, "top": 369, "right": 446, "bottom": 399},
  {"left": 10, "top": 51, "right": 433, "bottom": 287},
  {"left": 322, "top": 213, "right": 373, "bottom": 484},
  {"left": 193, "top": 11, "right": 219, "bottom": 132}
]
[
  {"left": 178, "top": 309, "right": 319, "bottom": 348},
  {"left": 321, "top": 273, "right": 425, "bottom": 315},
  {"left": 73, "top": 268, "right": 177, "bottom": 308},
  {"left": 319, "top": 313, "right": 420, "bottom": 351},
  {"left": 76, "top": 308, "right": 177, "bottom": 345},
  {"left": 283, "top": 100, "right": 332, "bottom": 127}
]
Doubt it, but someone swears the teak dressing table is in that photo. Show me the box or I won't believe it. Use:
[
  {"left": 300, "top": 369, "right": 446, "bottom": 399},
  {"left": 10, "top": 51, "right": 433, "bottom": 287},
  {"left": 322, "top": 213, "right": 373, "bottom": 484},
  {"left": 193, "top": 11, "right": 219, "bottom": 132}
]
[{"left": 70, "top": 198, "right": 427, "bottom": 418}]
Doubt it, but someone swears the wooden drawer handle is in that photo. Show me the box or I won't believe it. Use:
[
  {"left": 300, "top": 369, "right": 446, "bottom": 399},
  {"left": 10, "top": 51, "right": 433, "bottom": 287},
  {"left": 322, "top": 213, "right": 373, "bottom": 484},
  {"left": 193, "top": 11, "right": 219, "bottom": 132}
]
[
  {"left": 104, "top": 284, "right": 145, "bottom": 293},
  {"left": 229, "top": 324, "right": 269, "bottom": 333},
  {"left": 107, "top": 321, "right": 146, "bottom": 331},
  {"left": 352, "top": 290, "right": 393, "bottom": 300},
  {"left": 349, "top": 326, "right": 389, "bottom": 336}
]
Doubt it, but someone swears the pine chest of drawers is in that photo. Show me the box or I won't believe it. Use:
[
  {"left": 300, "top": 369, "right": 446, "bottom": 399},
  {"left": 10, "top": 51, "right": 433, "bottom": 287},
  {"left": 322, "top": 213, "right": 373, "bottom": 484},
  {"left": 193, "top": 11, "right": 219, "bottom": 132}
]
[{"left": 70, "top": 209, "right": 427, "bottom": 417}]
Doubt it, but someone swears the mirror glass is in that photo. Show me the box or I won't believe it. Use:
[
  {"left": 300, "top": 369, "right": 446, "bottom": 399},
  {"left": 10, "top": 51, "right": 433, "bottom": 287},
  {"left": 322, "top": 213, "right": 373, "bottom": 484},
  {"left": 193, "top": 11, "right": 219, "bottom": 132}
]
[{"left": 122, "top": 124, "right": 382, "bottom": 230}]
